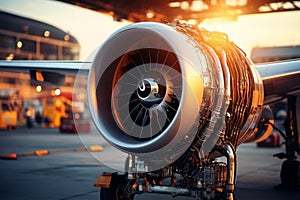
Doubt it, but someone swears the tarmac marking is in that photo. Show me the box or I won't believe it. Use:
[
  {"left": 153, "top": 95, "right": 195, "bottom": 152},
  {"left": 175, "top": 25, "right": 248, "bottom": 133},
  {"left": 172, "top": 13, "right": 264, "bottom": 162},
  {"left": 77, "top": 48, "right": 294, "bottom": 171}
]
[{"left": 0, "top": 145, "right": 105, "bottom": 160}]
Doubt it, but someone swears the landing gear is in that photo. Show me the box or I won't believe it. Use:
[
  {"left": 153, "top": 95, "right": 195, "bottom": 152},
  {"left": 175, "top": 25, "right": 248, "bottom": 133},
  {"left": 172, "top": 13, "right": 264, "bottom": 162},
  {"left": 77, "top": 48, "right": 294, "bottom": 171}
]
[
  {"left": 96, "top": 142, "right": 238, "bottom": 200},
  {"left": 274, "top": 95, "right": 300, "bottom": 190},
  {"left": 279, "top": 159, "right": 300, "bottom": 190},
  {"left": 97, "top": 173, "right": 135, "bottom": 200}
]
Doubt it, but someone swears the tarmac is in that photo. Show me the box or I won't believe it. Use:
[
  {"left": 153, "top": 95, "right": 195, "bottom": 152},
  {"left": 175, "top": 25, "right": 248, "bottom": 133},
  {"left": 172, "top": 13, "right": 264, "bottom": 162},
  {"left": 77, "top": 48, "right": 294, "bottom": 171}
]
[
  {"left": 0, "top": 123, "right": 299, "bottom": 200},
  {"left": 234, "top": 143, "right": 300, "bottom": 200}
]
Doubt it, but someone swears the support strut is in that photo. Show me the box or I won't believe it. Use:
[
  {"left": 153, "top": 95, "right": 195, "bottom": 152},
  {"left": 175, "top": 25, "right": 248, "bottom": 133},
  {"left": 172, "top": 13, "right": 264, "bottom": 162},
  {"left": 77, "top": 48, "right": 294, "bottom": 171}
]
[
  {"left": 275, "top": 95, "right": 300, "bottom": 190},
  {"left": 214, "top": 143, "right": 237, "bottom": 200},
  {"left": 225, "top": 143, "right": 236, "bottom": 200}
]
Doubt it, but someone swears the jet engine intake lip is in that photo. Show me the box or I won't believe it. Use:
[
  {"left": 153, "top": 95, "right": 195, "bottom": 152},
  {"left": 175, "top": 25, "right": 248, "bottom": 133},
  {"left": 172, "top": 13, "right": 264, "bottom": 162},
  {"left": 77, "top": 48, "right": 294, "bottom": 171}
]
[{"left": 88, "top": 22, "right": 205, "bottom": 158}]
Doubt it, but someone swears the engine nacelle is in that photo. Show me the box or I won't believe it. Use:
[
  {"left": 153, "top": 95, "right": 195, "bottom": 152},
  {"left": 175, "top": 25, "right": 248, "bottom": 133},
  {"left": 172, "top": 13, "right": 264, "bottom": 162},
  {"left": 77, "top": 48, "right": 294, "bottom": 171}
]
[{"left": 88, "top": 21, "right": 268, "bottom": 169}]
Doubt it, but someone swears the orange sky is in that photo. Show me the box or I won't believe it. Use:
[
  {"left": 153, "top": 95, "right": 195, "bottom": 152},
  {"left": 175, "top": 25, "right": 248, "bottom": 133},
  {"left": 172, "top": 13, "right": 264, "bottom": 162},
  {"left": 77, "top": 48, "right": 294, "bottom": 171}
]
[
  {"left": 200, "top": 11, "right": 300, "bottom": 57},
  {"left": 1, "top": 0, "right": 299, "bottom": 60}
]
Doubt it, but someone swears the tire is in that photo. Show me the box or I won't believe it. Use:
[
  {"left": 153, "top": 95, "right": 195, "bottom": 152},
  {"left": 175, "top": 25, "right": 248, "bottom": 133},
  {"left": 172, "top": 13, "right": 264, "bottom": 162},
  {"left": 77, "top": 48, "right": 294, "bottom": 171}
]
[
  {"left": 280, "top": 160, "right": 300, "bottom": 190},
  {"left": 100, "top": 175, "right": 134, "bottom": 200}
]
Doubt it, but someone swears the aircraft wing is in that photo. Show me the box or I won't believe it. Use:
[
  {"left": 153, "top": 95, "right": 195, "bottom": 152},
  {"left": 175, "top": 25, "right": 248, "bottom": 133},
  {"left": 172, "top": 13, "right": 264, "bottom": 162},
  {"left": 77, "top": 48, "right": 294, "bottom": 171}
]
[
  {"left": 0, "top": 60, "right": 91, "bottom": 86},
  {"left": 0, "top": 60, "right": 91, "bottom": 74},
  {"left": 256, "top": 59, "right": 300, "bottom": 104},
  {"left": 1, "top": 59, "right": 300, "bottom": 104}
]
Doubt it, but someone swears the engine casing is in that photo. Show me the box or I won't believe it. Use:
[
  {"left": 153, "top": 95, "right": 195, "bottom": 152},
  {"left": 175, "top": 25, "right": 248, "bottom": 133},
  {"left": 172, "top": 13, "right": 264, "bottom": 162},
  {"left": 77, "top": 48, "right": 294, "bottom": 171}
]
[{"left": 88, "top": 22, "right": 269, "bottom": 170}]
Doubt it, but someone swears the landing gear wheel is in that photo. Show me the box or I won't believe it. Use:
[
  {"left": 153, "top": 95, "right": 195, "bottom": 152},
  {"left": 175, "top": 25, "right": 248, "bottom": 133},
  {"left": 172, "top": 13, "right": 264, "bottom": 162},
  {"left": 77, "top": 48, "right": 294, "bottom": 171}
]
[
  {"left": 276, "top": 160, "right": 300, "bottom": 190},
  {"left": 100, "top": 175, "right": 134, "bottom": 200}
]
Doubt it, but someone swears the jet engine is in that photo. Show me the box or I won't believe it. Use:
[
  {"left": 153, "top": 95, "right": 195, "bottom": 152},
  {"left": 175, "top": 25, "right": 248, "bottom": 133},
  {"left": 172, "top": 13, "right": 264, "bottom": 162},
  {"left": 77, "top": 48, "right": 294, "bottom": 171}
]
[{"left": 88, "top": 21, "right": 274, "bottom": 200}]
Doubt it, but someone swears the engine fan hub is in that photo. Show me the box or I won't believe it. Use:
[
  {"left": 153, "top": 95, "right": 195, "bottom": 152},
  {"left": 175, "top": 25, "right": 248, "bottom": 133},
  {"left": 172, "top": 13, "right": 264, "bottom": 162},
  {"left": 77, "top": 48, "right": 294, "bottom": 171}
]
[{"left": 137, "top": 78, "right": 164, "bottom": 107}]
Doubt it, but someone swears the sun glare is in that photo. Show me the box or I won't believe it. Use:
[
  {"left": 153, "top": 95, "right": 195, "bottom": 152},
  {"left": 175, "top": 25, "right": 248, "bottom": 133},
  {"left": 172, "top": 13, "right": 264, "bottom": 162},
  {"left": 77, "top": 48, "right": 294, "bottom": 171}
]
[{"left": 200, "top": 11, "right": 300, "bottom": 57}]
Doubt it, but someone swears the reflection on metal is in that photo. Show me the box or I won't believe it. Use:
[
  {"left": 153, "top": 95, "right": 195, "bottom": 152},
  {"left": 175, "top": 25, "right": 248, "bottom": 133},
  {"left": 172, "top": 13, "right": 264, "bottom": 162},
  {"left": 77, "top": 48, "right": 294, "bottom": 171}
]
[
  {"left": 148, "top": 185, "right": 190, "bottom": 195},
  {"left": 0, "top": 60, "right": 91, "bottom": 74},
  {"left": 251, "top": 46, "right": 300, "bottom": 63},
  {"left": 256, "top": 59, "right": 300, "bottom": 104}
]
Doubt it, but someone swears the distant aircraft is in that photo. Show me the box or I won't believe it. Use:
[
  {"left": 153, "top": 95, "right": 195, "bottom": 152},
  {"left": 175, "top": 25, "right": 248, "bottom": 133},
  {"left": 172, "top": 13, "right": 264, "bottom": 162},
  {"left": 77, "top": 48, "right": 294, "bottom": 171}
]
[{"left": 1, "top": 1, "right": 300, "bottom": 200}]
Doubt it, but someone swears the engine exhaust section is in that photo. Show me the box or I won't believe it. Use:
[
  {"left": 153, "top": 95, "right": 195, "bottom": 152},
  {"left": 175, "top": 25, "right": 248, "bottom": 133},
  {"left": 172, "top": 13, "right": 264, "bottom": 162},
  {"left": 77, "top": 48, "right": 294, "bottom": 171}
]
[{"left": 89, "top": 21, "right": 274, "bottom": 200}]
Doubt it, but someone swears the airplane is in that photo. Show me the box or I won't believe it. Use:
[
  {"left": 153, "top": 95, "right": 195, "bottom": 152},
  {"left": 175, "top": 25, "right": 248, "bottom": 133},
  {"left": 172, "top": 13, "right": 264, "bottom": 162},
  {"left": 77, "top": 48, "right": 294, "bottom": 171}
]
[{"left": 1, "top": 1, "right": 300, "bottom": 200}]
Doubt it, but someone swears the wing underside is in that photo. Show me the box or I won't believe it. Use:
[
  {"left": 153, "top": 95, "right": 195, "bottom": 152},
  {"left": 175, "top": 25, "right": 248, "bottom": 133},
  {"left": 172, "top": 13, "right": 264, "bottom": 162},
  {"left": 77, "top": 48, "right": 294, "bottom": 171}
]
[{"left": 1, "top": 59, "right": 300, "bottom": 101}]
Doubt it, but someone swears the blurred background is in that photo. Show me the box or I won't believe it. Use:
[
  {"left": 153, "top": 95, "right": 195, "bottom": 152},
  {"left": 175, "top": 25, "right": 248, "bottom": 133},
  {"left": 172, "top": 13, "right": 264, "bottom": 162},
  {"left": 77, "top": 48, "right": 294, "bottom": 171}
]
[
  {"left": 0, "top": 0, "right": 299, "bottom": 131},
  {"left": 0, "top": 1, "right": 299, "bottom": 199}
]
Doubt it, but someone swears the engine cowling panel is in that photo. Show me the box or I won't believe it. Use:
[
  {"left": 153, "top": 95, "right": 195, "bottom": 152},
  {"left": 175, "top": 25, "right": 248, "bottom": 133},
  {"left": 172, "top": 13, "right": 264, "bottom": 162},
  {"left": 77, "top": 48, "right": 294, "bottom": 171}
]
[{"left": 88, "top": 22, "right": 267, "bottom": 171}]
